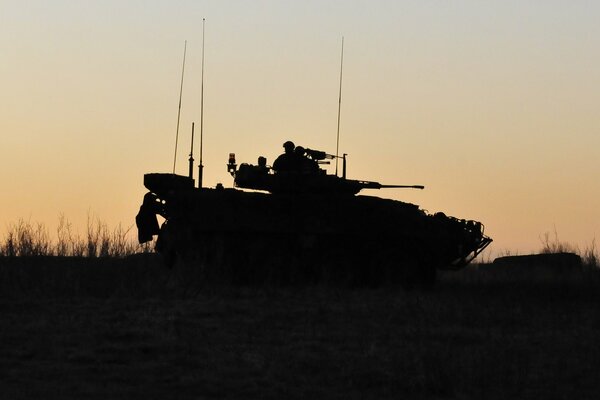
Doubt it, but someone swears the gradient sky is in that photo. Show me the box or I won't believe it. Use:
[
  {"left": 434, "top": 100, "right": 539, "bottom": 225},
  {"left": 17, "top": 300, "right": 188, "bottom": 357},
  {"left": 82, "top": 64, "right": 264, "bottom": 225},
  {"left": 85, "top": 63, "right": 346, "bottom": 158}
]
[{"left": 1, "top": 1, "right": 599, "bottom": 257}]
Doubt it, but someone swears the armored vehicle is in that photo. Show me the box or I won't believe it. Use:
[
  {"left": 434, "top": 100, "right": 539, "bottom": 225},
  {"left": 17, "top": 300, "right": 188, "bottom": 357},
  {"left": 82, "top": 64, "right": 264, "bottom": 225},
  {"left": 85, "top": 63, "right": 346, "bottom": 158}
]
[{"left": 136, "top": 143, "right": 491, "bottom": 287}]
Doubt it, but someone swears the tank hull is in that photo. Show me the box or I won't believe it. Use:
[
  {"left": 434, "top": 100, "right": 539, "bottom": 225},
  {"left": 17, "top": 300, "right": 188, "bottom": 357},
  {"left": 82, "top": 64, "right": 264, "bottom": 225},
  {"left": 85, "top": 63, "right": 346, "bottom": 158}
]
[{"left": 137, "top": 173, "right": 491, "bottom": 287}]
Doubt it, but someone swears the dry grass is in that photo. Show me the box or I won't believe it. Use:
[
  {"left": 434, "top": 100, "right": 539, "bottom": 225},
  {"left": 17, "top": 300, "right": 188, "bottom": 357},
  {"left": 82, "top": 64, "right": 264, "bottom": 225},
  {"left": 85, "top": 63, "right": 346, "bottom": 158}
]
[
  {"left": 539, "top": 228, "right": 598, "bottom": 269},
  {"left": 1, "top": 217, "right": 599, "bottom": 397},
  {"left": 0, "top": 215, "right": 149, "bottom": 258}
]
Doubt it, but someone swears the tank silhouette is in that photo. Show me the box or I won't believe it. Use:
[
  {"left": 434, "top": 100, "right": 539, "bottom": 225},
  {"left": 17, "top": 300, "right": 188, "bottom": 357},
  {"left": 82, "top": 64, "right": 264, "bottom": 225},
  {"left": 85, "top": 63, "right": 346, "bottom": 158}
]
[{"left": 136, "top": 143, "right": 492, "bottom": 287}]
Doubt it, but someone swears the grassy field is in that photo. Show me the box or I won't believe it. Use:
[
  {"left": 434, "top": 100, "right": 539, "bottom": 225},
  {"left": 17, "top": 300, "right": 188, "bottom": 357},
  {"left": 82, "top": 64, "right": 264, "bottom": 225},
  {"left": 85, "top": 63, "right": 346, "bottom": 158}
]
[{"left": 1, "top": 255, "right": 599, "bottom": 399}]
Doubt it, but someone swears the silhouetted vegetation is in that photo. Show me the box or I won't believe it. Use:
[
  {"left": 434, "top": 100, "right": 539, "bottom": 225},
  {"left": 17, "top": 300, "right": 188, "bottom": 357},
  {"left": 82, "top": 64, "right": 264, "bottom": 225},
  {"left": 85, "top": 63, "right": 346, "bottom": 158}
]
[
  {"left": 0, "top": 215, "right": 149, "bottom": 258},
  {"left": 539, "top": 228, "right": 598, "bottom": 269},
  {"left": 0, "top": 215, "right": 599, "bottom": 398},
  {"left": 1, "top": 218, "right": 598, "bottom": 398}
]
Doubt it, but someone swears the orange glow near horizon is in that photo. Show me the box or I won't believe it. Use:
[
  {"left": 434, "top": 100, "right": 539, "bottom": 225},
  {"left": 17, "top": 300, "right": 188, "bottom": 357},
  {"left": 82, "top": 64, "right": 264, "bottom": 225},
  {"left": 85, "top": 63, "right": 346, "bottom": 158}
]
[{"left": 1, "top": 1, "right": 599, "bottom": 258}]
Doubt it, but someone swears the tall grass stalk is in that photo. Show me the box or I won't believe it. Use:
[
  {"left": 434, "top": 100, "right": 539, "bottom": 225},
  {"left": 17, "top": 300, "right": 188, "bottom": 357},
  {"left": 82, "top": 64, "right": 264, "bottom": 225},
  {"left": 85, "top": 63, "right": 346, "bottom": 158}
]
[
  {"left": 1, "top": 219, "right": 51, "bottom": 257},
  {"left": 540, "top": 228, "right": 598, "bottom": 269},
  {"left": 581, "top": 238, "right": 598, "bottom": 269},
  {"left": 1, "top": 216, "right": 148, "bottom": 258}
]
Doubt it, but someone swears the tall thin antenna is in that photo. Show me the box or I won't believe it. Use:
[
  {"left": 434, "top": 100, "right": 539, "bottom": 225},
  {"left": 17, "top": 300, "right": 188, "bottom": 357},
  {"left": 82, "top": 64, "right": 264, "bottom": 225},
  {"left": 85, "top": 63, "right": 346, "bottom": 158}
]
[
  {"left": 335, "top": 36, "right": 344, "bottom": 176},
  {"left": 198, "top": 18, "right": 206, "bottom": 188},
  {"left": 172, "top": 40, "right": 187, "bottom": 174},
  {"left": 188, "top": 122, "right": 195, "bottom": 179}
]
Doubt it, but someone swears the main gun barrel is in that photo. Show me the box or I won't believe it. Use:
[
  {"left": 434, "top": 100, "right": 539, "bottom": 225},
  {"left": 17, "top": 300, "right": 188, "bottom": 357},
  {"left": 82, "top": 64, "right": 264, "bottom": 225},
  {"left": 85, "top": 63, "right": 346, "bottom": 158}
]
[
  {"left": 357, "top": 181, "right": 424, "bottom": 190},
  {"left": 380, "top": 184, "right": 424, "bottom": 190}
]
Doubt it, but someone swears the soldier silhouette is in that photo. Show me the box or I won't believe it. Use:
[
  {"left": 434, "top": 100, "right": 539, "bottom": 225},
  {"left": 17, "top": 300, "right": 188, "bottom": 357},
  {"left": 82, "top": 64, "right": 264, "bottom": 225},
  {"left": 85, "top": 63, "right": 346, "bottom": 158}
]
[
  {"left": 272, "top": 141, "right": 298, "bottom": 173},
  {"left": 135, "top": 193, "right": 161, "bottom": 243},
  {"left": 294, "top": 146, "right": 319, "bottom": 174},
  {"left": 273, "top": 141, "right": 321, "bottom": 175}
]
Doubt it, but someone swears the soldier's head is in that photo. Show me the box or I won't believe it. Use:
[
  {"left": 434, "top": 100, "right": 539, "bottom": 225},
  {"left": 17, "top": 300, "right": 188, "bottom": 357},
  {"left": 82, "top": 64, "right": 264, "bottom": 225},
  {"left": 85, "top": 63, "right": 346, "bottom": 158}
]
[
  {"left": 283, "top": 141, "right": 295, "bottom": 153},
  {"left": 294, "top": 146, "right": 305, "bottom": 156}
]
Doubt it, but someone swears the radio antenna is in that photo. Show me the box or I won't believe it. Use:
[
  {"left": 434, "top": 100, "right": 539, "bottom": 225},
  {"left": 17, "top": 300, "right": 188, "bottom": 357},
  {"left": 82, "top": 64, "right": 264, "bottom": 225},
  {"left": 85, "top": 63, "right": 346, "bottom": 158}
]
[
  {"left": 335, "top": 36, "right": 344, "bottom": 176},
  {"left": 172, "top": 40, "right": 187, "bottom": 174},
  {"left": 188, "top": 122, "right": 195, "bottom": 179},
  {"left": 198, "top": 18, "right": 206, "bottom": 188}
]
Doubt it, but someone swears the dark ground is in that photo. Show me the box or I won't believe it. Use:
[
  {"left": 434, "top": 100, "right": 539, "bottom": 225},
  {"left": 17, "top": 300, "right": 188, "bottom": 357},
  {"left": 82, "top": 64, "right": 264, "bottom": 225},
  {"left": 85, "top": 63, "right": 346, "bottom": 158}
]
[{"left": 1, "top": 255, "right": 599, "bottom": 399}]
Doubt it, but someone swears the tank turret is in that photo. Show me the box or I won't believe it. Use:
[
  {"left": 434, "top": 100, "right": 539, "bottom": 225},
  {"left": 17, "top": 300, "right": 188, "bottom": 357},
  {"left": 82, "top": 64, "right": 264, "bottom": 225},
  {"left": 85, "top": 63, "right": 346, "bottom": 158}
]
[{"left": 227, "top": 148, "right": 424, "bottom": 195}]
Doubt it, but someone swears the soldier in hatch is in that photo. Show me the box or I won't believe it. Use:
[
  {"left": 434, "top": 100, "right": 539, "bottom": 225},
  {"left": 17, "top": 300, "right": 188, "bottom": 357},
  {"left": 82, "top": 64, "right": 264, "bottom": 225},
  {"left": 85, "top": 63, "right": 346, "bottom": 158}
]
[
  {"left": 272, "top": 140, "right": 298, "bottom": 173},
  {"left": 294, "top": 146, "right": 319, "bottom": 174},
  {"left": 273, "top": 140, "right": 320, "bottom": 174}
]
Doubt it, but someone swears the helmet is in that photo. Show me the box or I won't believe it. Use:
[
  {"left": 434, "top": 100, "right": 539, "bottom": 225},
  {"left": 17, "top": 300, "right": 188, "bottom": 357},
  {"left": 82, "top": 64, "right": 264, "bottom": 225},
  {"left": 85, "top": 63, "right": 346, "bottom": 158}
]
[{"left": 283, "top": 141, "right": 295, "bottom": 151}]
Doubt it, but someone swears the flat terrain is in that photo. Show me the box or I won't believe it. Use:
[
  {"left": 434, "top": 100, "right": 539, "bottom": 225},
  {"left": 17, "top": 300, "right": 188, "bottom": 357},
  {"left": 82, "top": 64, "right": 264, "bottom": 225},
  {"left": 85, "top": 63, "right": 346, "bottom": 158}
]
[{"left": 1, "top": 256, "right": 599, "bottom": 399}]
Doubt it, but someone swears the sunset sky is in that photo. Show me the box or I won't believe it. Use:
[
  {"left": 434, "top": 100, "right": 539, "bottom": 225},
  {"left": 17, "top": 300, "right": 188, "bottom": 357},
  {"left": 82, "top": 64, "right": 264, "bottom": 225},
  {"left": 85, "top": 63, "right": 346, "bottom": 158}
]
[{"left": 1, "top": 1, "right": 599, "bottom": 257}]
